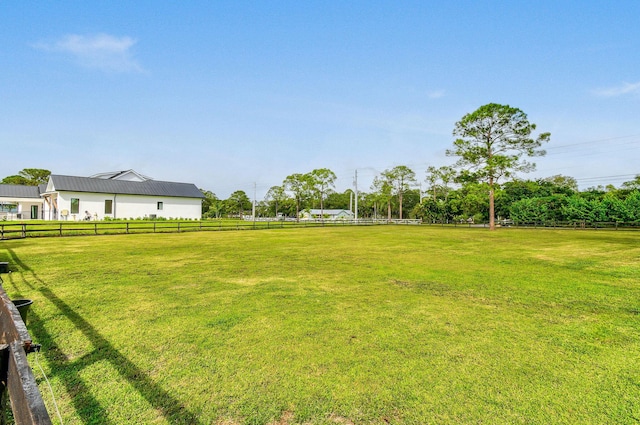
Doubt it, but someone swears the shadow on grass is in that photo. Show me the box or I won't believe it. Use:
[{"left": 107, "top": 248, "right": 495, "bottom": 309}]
[{"left": 3, "top": 248, "right": 203, "bottom": 424}]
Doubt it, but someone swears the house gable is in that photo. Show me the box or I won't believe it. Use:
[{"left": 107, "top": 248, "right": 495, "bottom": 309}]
[{"left": 89, "top": 170, "right": 152, "bottom": 182}]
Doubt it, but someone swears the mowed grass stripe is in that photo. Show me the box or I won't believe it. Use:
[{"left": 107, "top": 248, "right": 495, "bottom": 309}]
[{"left": 1, "top": 226, "right": 639, "bottom": 424}]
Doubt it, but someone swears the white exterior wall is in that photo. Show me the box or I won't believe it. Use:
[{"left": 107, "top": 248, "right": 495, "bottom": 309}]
[
  {"left": 50, "top": 191, "right": 201, "bottom": 221},
  {"left": 17, "top": 200, "right": 43, "bottom": 219},
  {"left": 111, "top": 194, "right": 201, "bottom": 220}
]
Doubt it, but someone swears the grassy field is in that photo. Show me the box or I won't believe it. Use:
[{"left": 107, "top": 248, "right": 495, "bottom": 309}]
[{"left": 1, "top": 226, "right": 639, "bottom": 424}]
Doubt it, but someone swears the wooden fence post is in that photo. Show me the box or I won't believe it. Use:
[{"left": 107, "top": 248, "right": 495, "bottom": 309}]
[
  {"left": 0, "top": 344, "right": 8, "bottom": 425},
  {"left": 0, "top": 285, "right": 52, "bottom": 424}
]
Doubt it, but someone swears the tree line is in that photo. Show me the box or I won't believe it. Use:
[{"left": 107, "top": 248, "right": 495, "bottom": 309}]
[
  {"left": 202, "top": 170, "right": 640, "bottom": 224},
  {"left": 4, "top": 104, "right": 638, "bottom": 228},
  {"left": 202, "top": 104, "right": 638, "bottom": 227}
]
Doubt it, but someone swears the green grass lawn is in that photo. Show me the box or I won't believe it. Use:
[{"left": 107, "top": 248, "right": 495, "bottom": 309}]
[{"left": 1, "top": 226, "right": 639, "bottom": 424}]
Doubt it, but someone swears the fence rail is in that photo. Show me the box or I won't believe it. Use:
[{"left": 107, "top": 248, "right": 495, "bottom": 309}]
[
  {"left": 422, "top": 220, "right": 640, "bottom": 229},
  {"left": 510, "top": 220, "right": 640, "bottom": 229},
  {"left": 0, "top": 219, "right": 400, "bottom": 240},
  {"left": 2, "top": 219, "right": 638, "bottom": 240}
]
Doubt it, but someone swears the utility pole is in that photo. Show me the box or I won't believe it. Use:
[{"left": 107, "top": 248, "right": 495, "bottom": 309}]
[
  {"left": 252, "top": 182, "right": 256, "bottom": 221},
  {"left": 354, "top": 170, "right": 358, "bottom": 222}
]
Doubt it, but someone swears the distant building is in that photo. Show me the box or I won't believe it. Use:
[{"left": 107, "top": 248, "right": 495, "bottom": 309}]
[{"left": 300, "top": 209, "right": 354, "bottom": 220}]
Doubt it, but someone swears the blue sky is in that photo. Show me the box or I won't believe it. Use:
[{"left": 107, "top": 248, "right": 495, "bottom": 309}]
[{"left": 2, "top": 1, "right": 639, "bottom": 198}]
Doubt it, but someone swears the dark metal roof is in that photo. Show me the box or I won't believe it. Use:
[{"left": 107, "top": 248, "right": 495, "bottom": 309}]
[
  {"left": 47, "top": 175, "right": 205, "bottom": 198},
  {"left": 0, "top": 184, "right": 42, "bottom": 199}
]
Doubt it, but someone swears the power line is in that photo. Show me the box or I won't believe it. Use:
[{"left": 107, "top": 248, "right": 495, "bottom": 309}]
[
  {"left": 544, "top": 144, "right": 640, "bottom": 159},
  {"left": 214, "top": 133, "right": 640, "bottom": 198},
  {"left": 545, "top": 134, "right": 640, "bottom": 150},
  {"left": 575, "top": 173, "right": 637, "bottom": 182}
]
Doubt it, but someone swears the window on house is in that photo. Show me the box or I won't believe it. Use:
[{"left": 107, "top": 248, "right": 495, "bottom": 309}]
[
  {"left": 70, "top": 198, "right": 80, "bottom": 214},
  {"left": 157, "top": 201, "right": 163, "bottom": 210},
  {"left": 0, "top": 203, "right": 17, "bottom": 213},
  {"left": 105, "top": 200, "right": 113, "bottom": 214}
]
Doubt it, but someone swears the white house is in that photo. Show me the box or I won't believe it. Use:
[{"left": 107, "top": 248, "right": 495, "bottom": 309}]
[
  {"left": 0, "top": 184, "right": 44, "bottom": 220},
  {"left": 300, "top": 209, "right": 355, "bottom": 220},
  {"left": 39, "top": 170, "right": 204, "bottom": 221}
]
